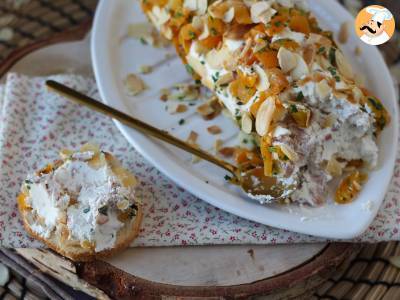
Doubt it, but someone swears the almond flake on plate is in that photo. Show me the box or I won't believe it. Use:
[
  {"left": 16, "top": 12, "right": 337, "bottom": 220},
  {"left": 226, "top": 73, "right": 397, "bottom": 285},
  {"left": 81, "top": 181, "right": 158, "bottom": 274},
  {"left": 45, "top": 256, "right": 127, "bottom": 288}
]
[
  {"left": 207, "top": 125, "right": 222, "bottom": 134},
  {"left": 139, "top": 65, "right": 153, "bottom": 74},
  {"left": 124, "top": 73, "right": 147, "bottom": 96},
  {"left": 219, "top": 147, "right": 235, "bottom": 157},
  {"left": 338, "top": 21, "right": 349, "bottom": 44}
]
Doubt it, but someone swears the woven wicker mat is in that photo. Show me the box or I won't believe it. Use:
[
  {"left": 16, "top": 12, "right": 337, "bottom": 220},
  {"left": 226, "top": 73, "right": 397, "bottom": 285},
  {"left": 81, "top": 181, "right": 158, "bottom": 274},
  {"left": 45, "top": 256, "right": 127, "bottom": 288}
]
[{"left": 0, "top": 0, "right": 399, "bottom": 299}]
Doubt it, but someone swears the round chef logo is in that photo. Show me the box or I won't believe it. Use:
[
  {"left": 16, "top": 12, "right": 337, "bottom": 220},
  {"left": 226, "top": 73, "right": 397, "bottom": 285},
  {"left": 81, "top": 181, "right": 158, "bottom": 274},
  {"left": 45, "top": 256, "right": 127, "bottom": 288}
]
[{"left": 355, "top": 5, "right": 395, "bottom": 46}]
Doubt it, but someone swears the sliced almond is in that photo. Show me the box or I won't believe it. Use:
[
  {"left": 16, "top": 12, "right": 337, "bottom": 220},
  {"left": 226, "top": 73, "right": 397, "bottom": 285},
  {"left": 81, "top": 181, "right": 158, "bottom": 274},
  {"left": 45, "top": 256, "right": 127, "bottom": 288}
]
[
  {"left": 198, "top": 21, "right": 210, "bottom": 40},
  {"left": 183, "top": 0, "right": 197, "bottom": 11},
  {"left": 258, "top": 8, "right": 277, "bottom": 24},
  {"left": 335, "top": 80, "right": 349, "bottom": 91},
  {"left": 205, "top": 46, "right": 232, "bottom": 69},
  {"left": 139, "top": 65, "right": 153, "bottom": 74},
  {"left": 241, "top": 112, "right": 253, "bottom": 134},
  {"left": 279, "top": 143, "right": 298, "bottom": 162},
  {"left": 291, "top": 53, "right": 309, "bottom": 81},
  {"left": 192, "top": 16, "right": 203, "bottom": 30},
  {"left": 352, "top": 86, "right": 363, "bottom": 103},
  {"left": 255, "top": 97, "right": 276, "bottom": 136},
  {"left": 316, "top": 79, "right": 332, "bottom": 100},
  {"left": 59, "top": 149, "right": 74, "bottom": 160},
  {"left": 250, "top": 2, "right": 269, "bottom": 23},
  {"left": 176, "top": 104, "right": 188, "bottom": 113},
  {"left": 127, "top": 22, "right": 153, "bottom": 40},
  {"left": 197, "top": 96, "right": 223, "bottom": 120},
  {"left": 207, "top": 125, "right": 222, "bottom": 134},
  {"left": 273, "top": 126, "right": 291, "bottom": 137},
  {"left": 117, "top": 199, "right": 130, "bottom": 210},
  {"left": 219, "top": 147, "right": 235, "bottom": 157},
  {"left": 208, "top": 0, "right": 226, "bottom": 19},
  {"left": 335, "top": 50, "right": 353, "bottom": 79},
  {"left": 223, "top": 7, "right": 235, "bottom": 23},
  {"left": 124, "top": 73, "right": 147, "bottom": 96},
  {"left": 186, "top": 53, "right": 207, "bottom": 78},
  {"left": 303, "top": 45, "right": 316, "bottom": 66},
  {"left": 326, "top": 157, "right": 343, "bottom": 176},
  {"left": 197, "top": 102, "right": 215, "bottom": 116},
  {"left": 307, "top": 33, "right": 332, "bottom": 47},
  {"left": 187, "top": 130, "right": 199, "bottom": 145},
  {"left": 253, "top": 39, "right": 268, "bottom": 53},
  {"left": 253, "top": 64, "right": 270, "bottom": 91},
  {"left": 150, "top": 6, "right": 171, "bottom": 28},
  {"left": 214, "top": 139, "right": 223, "bottom": 151},
  {"left": 197, "top": 0, "right": 208, "bottom": 15},
  {"left": 216, "top": 71, "right": 234, "bottom": 86},
  {"left": 225, "top": 24, "right": 252, "bottom": 40},
  {"left": 162, "top": 25, "right": 173, "bottom": 40},
  {"left": 278, "top": 47, "right": 297, "bottom": 73}
]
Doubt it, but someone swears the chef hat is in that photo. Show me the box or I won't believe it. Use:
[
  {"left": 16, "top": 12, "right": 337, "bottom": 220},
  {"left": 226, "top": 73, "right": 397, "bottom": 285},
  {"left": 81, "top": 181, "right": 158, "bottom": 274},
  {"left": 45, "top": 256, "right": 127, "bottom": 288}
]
[{"left": 366, "top": 6, "right": 393, "bottom": 24}]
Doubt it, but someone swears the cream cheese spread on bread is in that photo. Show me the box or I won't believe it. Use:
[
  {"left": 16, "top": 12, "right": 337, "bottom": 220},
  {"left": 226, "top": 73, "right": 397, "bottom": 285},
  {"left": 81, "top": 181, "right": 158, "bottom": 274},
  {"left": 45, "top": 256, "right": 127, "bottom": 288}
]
[{"left": 21, "top": 145, "right": 139, "bottom": 252}]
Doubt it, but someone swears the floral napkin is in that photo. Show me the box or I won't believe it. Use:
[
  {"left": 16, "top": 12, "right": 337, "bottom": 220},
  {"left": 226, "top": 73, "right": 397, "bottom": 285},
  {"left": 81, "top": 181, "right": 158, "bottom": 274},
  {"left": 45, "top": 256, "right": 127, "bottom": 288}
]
[{"left": 0, "top": 72, "right": 399, "bottom": 248}]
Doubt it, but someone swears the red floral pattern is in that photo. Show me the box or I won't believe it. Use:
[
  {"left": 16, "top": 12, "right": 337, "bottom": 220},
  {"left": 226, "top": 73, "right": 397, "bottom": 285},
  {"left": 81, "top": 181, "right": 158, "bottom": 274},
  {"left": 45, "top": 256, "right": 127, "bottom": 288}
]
[{"left": 0, "top": 73, "right": 399, "bottom": 248}]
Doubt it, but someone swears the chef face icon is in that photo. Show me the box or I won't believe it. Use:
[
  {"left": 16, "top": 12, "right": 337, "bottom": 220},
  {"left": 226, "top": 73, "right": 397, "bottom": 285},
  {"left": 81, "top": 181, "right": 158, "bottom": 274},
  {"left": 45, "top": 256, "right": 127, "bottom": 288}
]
[{"left": 355, "top": 5, "right": 395, "bottom": 46}]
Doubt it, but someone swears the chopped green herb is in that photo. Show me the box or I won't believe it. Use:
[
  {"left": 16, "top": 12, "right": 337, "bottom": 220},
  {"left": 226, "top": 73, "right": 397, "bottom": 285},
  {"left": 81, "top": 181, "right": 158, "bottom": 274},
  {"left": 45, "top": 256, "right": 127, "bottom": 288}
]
[
  {"left": 188, "top": 31, "right": 196, "bottom": 39},
  {"left": 83, "top": 207, "right": 90, "bottom": 213},
  {"left": 268, "top": 146, "right": 277, "bottom": 153},
  {"left": 210, "top": 27, "right": 218, "bottom": 36},
  {"left": 139, "top": 37, "right": 148, "bottom": 45},
  {"left": 189, "top": 102, "right": 195, "bottom": 106},
  {"left": 329, "top": 47, "right": 336, "bottom": 65},
  {"left": 243, "top": 139, "right": 248, "bottom": 144},
  {"left": 185, "top": 64, "right": 194, "bottom": 75},
  {"left": 368, "top": 97, "right": 383, "bottom": 110},
  {"left": 98, "top": 206, "right": 108, "bottom": 216},
  {"left": 25, "top": 180, "right": 33, "bottom": 185},
  {"left": 195, "top": 79, "right": 201, "bottom": 84},
  {"left": 296, "top": 91, "right": 304, "bottom": 101},
  {"left": 317, "top": 46, "right": 325, "bottom": 54},
  {"left": 174, "top": 11, "right": 183, "bottom": 18},
  {"left": 334, "top": 75, "right": 341, "bottom": 82},
  {"left": 283, "top": 155, "right": 289, "bottom": 161},
  {"left": 327, "top": 66, "right": 336, "bottom": 76},
  {"left": 290, "top": 104, "right": 298, "bottom": 113},
  {"left": 377, "top": 115, "right": 386, "bottom": 130},
  {"left": 211, "top": 72, "right": 220, "bottom": 83},
  {"left": 200, "top": 60, "right": 205, "bottom": 65},
  {"left": 237, "top": 101, "right": 244, "bottom": 105},
  {"left": 179, "top": 119, "right": 185, "bottom": 125},
  {"left": 274, "top": 21, "right": 282, "bottom": 27},
  {"left": 224, "top": 175, "right": 232, "bottom": 181}
]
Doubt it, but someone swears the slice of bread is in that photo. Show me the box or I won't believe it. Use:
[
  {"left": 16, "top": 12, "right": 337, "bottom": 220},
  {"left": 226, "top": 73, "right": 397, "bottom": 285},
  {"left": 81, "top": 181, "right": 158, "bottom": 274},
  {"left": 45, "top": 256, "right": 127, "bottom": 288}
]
[{"left": 17, "top": 144, "right": 143, "bottom": 261}]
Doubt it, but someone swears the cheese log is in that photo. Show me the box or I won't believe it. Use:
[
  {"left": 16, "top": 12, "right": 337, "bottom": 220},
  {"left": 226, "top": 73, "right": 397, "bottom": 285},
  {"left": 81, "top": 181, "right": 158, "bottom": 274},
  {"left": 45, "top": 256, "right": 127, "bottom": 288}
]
[{"left": 141, "top": 0, "right": 389, "bottom": 205}]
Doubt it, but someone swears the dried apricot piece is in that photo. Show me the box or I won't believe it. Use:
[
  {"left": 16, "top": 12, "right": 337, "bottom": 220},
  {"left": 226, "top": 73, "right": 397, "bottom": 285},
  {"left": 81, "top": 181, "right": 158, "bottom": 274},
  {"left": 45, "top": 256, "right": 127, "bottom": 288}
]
[
  {"left": 255, "top": 50, "right": 279, "bottom": 69},
  {"left": 335, "top": 171, "right": 368, "bottom": 204}
]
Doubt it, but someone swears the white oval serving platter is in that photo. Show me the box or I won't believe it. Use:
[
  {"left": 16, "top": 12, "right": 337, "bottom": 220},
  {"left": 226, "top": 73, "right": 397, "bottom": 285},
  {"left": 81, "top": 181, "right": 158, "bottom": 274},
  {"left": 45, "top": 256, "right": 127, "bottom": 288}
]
[{"left": 91, "top": 0, "right": 398, "bottom": 239}]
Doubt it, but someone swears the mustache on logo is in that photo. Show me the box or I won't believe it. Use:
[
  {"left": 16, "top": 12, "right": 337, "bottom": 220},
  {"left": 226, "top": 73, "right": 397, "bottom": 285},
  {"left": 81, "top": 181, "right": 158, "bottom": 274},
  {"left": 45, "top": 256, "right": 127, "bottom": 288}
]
[{"left": 360, "top": 25, "right": 376, "bottom": 34}]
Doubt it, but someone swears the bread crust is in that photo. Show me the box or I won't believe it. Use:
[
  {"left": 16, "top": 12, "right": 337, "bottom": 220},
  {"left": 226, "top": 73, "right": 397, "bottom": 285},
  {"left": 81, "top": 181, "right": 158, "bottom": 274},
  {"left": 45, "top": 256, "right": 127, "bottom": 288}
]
[{"left": 18, "top": 198, "right": 143, "bottom": 261}]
